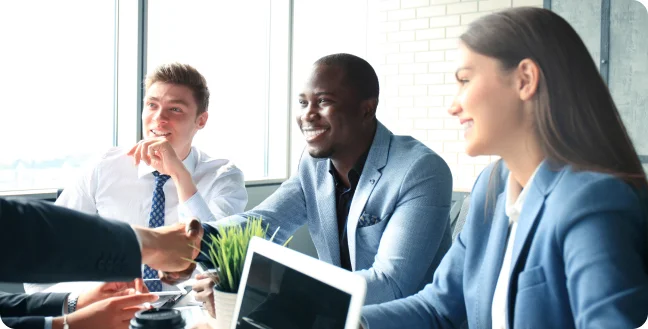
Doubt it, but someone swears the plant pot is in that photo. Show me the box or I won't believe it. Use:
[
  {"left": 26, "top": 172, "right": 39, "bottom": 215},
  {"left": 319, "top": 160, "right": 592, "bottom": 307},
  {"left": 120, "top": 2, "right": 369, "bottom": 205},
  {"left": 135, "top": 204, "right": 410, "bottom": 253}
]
[{"left": 212, "top": 286, "right": 238, "bottom": 329}]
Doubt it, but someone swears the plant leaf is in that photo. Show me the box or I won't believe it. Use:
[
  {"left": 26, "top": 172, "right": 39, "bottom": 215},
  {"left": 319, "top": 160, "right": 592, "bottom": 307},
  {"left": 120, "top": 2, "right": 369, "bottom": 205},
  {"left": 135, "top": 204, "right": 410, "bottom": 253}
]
[{"left": 200, "top": 217, "right": 294, "bottom": 293}]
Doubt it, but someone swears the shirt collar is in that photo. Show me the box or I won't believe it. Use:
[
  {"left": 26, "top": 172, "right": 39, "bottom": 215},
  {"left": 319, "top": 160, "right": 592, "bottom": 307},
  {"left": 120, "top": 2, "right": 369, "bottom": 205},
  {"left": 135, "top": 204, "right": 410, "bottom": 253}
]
[
  {"left": 137, "top": 146, "right": 197, "bottom": 179},
  {"left": 504, "top": 165, "right": 540, "bottom": 224},
  {"left": 328, "top": 149, "right": 370, "bottom": 189}
]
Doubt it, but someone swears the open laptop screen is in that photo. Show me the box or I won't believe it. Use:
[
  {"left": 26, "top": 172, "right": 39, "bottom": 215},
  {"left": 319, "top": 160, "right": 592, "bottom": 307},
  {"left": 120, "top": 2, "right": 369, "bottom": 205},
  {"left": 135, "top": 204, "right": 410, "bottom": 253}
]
[{"left": 235, "top": 252, "right": 352, "bottom": 329}]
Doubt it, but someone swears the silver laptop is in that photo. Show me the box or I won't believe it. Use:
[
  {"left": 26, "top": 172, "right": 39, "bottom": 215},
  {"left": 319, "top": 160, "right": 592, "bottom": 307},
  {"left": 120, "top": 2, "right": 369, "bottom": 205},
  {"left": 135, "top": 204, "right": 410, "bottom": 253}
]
[{"left": 230, "top": 236, "right": 367, "bottom": 329}]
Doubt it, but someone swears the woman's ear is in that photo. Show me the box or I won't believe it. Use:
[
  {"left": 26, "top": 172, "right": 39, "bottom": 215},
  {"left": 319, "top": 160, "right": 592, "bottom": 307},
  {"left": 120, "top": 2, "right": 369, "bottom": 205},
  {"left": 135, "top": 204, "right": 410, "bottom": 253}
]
[{"left": 516, "top": 58, "right": 540, "bottom": 101}]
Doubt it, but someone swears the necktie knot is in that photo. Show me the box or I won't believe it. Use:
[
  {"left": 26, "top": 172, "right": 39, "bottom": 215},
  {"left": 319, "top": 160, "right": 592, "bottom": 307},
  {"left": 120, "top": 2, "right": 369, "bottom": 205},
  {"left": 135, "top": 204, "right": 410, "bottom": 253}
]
[{"left": 153, "top": 171, "right": 171, "bottom": 187}]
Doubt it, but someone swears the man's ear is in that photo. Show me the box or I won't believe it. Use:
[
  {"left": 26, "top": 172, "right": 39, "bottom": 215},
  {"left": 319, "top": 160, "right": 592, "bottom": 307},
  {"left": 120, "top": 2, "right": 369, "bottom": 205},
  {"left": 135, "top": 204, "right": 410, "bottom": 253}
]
[
  {"left": 361, "top": 98, "right": 378, "bottom": 121},
  {"left": 196, "top": 111, "right": 208, "bottom": 130},
  {"left": 516, "top": 58, "right": 540, "bottom": 101}
]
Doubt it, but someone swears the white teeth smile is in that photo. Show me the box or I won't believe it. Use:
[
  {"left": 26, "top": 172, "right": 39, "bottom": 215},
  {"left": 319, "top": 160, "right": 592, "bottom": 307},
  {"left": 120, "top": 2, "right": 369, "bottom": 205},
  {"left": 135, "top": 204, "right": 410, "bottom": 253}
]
[
  {"left": 302, "top": 128, "right": 327, "bottom": 140},
  {"left": 462, "top": 121, "right": 474, "bottom": 131},
  {"left": 151, "top": 130, "right": 170, "bottom": 137}
]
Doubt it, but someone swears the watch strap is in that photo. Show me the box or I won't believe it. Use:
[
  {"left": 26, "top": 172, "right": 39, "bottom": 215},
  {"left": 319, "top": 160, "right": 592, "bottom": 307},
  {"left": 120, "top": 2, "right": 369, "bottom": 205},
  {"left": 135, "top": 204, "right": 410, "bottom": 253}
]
[{"left": 67, "top": 293, "right": 79, "bottom": 314}]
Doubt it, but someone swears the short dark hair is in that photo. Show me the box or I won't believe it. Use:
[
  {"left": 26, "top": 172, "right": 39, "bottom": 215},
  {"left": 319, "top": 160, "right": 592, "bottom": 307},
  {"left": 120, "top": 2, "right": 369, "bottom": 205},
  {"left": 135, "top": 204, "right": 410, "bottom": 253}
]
[
  {"left": 314, "top": 53, "right": 379, "bottom": 101},
  {"left": 145, "top": 63, "right": 210, "bottom": 115}
]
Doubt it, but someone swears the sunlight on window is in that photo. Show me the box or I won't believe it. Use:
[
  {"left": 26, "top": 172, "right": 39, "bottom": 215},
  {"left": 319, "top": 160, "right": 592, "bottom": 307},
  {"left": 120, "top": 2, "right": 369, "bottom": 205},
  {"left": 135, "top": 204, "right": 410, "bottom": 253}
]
[
  {"left": 147, "top": 0, "right": 278, "bottom": 181},
  {"left": 0, "top": 0, "right": 115, "bottom": 191}
]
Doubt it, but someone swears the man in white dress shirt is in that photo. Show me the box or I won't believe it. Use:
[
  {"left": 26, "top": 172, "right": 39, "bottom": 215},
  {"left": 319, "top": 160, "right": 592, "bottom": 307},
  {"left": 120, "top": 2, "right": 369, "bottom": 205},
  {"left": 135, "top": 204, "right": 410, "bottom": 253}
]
[{"left": 24, "top": 63, "right": 248, "bottom": 301}]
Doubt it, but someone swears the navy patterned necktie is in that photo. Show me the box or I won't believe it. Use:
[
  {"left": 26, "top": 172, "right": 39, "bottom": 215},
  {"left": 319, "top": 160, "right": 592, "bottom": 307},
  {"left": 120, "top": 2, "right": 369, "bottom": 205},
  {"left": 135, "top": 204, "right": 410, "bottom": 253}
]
[{"left": 143, "top": 171, "right": 171, "bottom": 290}]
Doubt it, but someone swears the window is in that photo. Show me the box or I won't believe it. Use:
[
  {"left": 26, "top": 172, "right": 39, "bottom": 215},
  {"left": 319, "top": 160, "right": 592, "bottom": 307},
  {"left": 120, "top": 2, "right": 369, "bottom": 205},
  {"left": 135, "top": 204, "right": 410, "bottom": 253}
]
[
  {"left": 146, "top": 0, "right": 291, "bottom": 181},
  {"left": 0, "top": 0, "right": 293, "bottom": 194},
  {"left": 289, "top": 0, "right": 370, "bottom": 169},
  {"left": 0, "top": 0, "right": 117, "bottom": 192}
]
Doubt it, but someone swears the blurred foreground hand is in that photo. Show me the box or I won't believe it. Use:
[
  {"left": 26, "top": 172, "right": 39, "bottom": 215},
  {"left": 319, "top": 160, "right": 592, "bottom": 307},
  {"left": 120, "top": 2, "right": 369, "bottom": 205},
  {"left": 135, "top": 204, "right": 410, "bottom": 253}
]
[
  {"left": 132, "top": 218, "right": 204, "bottom": 273},
  {"left": 192, "top": 272, "right": 217, "bottom": 318},
  {"left": 76, "top": 278, "right": 149, "bottom": 310}
]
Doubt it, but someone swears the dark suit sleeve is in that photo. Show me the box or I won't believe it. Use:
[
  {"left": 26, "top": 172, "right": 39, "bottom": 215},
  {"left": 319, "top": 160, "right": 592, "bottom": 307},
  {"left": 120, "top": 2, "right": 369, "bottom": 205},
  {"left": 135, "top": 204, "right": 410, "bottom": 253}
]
[
  {"left": 1, "top": 316, "right": 45, "bottom": 329},
  {"left": 0, "top": 292, "right": 67, "bottom": 317},
  {"left": 0, "top": 198, "right": 141, "bottom": 283},
  {"left": 196, "top": 224, "right": 219, "bottom": 263}
]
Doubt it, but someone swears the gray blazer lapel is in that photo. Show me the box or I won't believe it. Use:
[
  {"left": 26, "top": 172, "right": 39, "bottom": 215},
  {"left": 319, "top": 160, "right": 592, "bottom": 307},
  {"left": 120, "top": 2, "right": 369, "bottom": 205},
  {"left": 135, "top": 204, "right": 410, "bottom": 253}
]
[
  {"left": 347, "top": 122, "right": 391, "bottom": 270},
  {"left": 316, "top": 159, "right": 341, "bottom": 266}
]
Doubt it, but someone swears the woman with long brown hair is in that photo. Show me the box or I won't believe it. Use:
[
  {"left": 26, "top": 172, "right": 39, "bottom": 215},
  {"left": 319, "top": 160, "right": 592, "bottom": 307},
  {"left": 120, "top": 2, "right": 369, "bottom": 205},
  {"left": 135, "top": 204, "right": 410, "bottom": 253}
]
[{"left": 361, "top": 7, "right": 648, "bottom": 329}]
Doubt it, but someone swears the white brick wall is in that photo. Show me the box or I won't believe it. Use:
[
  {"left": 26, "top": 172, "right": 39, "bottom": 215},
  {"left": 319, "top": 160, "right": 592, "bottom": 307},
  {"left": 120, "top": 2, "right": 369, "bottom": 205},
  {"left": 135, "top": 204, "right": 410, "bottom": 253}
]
[
  {"left": 372, "top": 0, "right": 542, "bottom": 191},
  {"left": 400, "top": 18, "right": 430, "bottom": 30}
]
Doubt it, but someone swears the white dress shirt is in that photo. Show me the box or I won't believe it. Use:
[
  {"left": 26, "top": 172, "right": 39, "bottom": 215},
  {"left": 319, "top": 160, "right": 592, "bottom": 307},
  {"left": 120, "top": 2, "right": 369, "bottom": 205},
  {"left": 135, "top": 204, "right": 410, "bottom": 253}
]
[
  {"left": 491, "top": 167, "right": 539, "bottom": 329},
  {"left": 25, "top": 146, "right": 247, "bottom": 293}
]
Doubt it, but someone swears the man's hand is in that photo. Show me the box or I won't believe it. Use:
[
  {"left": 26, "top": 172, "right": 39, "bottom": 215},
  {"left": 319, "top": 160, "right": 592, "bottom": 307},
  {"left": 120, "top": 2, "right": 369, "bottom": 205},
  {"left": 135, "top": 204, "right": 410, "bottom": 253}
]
[
  {"left": 158, "top": 265, "right": 196, "bottom": 285},
  {"left": 76, "top": 279, "right": 149, "bottom": 310},
  {"left": 192, "top": 273, "right": 216, "bottom": 318},
  {"left": 52, "top": 294, "right": 158, "bottom": 329},
  {"left": 127, "top": 137, "right": 199, "bottom": 203},
  {"left": 127, "top": 138, "right": 185, "bottom": 177},
  {"left": 134, "top": 219, "right": 204, "bottom": 273}
]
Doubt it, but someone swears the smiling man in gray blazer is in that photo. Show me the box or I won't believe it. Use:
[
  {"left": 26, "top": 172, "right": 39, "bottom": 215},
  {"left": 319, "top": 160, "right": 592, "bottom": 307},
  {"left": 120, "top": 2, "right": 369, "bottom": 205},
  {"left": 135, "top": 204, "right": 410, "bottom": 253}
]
[{"left": 191, "top": 53, "right": 453, "bottom": 311}]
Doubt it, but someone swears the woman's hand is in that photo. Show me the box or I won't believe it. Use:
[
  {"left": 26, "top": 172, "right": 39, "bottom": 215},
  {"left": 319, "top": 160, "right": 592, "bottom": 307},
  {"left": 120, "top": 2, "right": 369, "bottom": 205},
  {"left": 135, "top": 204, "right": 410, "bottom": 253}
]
[
  {"left": 53, "top": 293, "right": 158, "bottom": 329},
  {"left": 192, "top": 273, "right": 216, "bottom": 318},
  {"left": 76, "top": 278, "right": 148, "bottom": 310}
]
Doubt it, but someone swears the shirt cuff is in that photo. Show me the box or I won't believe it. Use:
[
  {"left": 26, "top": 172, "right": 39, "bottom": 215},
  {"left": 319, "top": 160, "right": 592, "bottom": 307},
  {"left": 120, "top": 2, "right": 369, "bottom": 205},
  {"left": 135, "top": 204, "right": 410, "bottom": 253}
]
[
  {"left": 44, "top": 317, "right": 53, "bottom": 329},
  {"left": 361, "top": 315, "right": 371, "bottom": 329},
  {"left": 131, "top": 226, "right": 143, "bottom": 252},
  {"left": 178, "top": 192, "right": 215, "bottom": 222},
  {"left": 62, "top": 294, "right": 67, "bottom": 314}
]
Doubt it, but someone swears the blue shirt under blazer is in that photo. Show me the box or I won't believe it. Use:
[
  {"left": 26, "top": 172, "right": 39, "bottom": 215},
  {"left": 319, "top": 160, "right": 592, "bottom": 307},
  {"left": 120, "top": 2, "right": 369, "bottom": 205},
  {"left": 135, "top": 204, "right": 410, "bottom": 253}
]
[
  {"left": 362, "top": 160, "right": 648, "bottom": 328},
  {"left": 206, "top": 121, "right": 453, "bottom": 304}
]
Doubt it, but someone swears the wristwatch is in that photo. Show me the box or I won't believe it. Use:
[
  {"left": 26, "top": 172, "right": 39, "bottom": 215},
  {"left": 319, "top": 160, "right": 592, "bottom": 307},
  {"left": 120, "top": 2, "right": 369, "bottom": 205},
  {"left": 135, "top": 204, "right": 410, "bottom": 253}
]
[
  {"left": 67, "top": 293, "right": 79, "bottom": 313},
  {"left": 63, "top": 314, "right": 70, "bottom": 329}
]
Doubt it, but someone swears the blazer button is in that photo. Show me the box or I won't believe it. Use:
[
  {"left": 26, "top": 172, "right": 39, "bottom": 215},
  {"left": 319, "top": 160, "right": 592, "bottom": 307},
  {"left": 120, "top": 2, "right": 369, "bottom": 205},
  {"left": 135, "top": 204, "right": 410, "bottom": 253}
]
[
  {"left": 98, "top": 260, "right": 106, "bottom": 271},
  {"left": 370, "top": 179, "right": 376, "bottom": 184}
]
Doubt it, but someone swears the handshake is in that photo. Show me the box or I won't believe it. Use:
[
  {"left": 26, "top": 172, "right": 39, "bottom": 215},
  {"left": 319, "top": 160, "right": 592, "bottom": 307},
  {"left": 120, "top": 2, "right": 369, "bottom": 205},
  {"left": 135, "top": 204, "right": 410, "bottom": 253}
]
[{"left": 132, "top": 218, "right": 204, "bottom": 280}]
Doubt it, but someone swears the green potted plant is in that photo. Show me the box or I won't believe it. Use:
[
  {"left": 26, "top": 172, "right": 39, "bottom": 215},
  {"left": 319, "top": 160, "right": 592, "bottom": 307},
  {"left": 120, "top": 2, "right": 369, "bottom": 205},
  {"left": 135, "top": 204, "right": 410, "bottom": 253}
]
[{"left": 199, "top": 216, "right": 291, "bottom": 329}]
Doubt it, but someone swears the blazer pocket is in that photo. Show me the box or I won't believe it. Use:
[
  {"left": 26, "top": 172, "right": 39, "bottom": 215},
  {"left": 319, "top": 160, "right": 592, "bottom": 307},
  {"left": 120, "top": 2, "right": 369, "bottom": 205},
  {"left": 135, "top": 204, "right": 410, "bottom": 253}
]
[
  {"left": 356, "top": 213, "right": 389, "bottom": 258},
  {"left": 357, "top": 212, "right": 383, "bottom": 228},
  {"left": 517, "top": 265, "right": 547, "bottom": 291}
]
